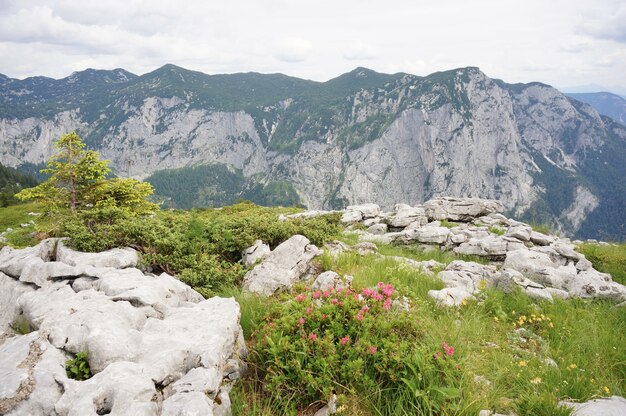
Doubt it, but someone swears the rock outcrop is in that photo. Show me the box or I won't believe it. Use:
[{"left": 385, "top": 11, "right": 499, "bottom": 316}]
[
  {"left": 320, "top": 198, "right": 626, "bottom": 305},
  {"left": 242, "top": 235, "right": 321, "bottom": 295},
  {"left": 0, "top": 240, "right": 245, "bottom": 415}
]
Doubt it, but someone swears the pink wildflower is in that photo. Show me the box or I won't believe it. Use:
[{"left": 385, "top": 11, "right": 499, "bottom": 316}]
[
  {"left": 306, "top": 306, "right": 313, "bottom": 315},
  {"left": 331, "top": 298, "right": 339, "bottom": 305},
  {"left": 442, "top": 342, "right": 455, "bottom": 357},
  {"left": 309, "top": 333, "right": 318, "bottom": 341},
  {"left": 355, "top": 313, "right": 364, "bottom": 321},
  {"left": 323, "top": 290, "right": 331, "bottom": 298},
  {"left": 383, "top": 297, "right": 392, "bottom": 311},
  {"left": 298, "top": 317, "right": 305, "bottom": 325},
  {"left": 340, "top": 336, "right": 350, "bottom": 346},
  {"left": 313, "top": 291, "right": 321, "bottom": 299},
  {"left": 382, "top": 284, "right": 394, "bottom": 297},
  {"left": 377, "top": 282, "right": 385, "bottom": 289},
  {"left": 362, "top": 288, "right": 375, "bottom": 298},
  {"left": 360, "top": 305, "right": 369, "bottom": 312},
  {"left": 369, "top": 345, "right": 377, "bottom": 354},
  {"left": 433, "top": 351, "right": 442, "bottom": 360},
  {"left": 375, "top": 294, "right": 384, "bottom": 301},
  {"left": 322, "top": 314, "right": 328, "bottom": 319},
  {"left": 295, "top": 293, "right": 306, "bottom": 302}
]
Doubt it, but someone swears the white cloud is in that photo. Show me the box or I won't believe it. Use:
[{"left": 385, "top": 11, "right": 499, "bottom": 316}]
[
  {"left": 274, "top": 37, "right": 312, "bottom": 63},
  {"left": 0, "top": 0, "right": 623, "bottom": 91}
]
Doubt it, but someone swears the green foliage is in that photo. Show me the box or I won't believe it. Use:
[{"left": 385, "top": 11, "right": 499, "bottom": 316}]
[
  {"left": 488, "top": 225, "right": 505, "bottom": 236},
  {"left": 147, "top": 164, "right": 301, "bottom": 209},
  {"left": 66, "top": 351, "right": 91, "bottom": 381},
  {"left": 60, "top": 202, "right": 341, "bottom": 295},
  {"left": 0, "top": 163, "right": 38, "bottom": 207},
  {"left": 10, "top": 316, "right": 35, "bottom": 335},
  {"left": 250, "top": 283, "right": 462, "bottom": 414},
  {"left": 577, "top": 242, "right": 626, "bottom": 285},
  {"left": 16, "top": 132, "right": 157, "bottom": 216}
]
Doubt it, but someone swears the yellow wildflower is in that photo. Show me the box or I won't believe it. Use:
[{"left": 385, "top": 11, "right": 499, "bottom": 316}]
[
  {"left": 493, "top": 316, "right": 499, "bottom": 322},
  {"left": 568, "top": 363, "right": 577, "bottom": 370},
  {"left": 548, "top": 322, "right": 554, "bottom": 328},
  {"left": 518, "top": 360, "right": 528, "bottom": 367},
  {"left": 604, "top": 386, "right": 610, "bottom": 394},
  {"left": 530, "top": 377, "right": 542, "bottom": 385}
]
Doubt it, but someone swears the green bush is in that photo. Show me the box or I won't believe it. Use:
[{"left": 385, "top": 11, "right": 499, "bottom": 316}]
[
  {"left": 59, "top": 202, "right": 341, "bottom": 295},
  {"left": 66, "top": 351, "right": 91, "bottom": 380},
  {"left": 251, "top": 282, "right": 462, "bottom": 414}
]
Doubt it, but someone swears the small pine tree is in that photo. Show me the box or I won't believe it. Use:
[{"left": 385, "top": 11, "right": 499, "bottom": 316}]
[{"left": 16, "top": 132, "right": 158, "bottom": 216}]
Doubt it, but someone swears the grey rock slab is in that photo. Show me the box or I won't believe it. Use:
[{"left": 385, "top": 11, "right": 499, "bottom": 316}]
[
  {"left": 424, "top": 197, "right": 504, "bottom": 222},
  {"left": 529, "top": 230, "right": 555, "bottom": 246},
  {"left": 562, "top": 395, "right": 626, "bottom": 416},
  {"left": 311, "top": 271, "right": 352, "bottom": 292},
  {"left": 56, "top": 240, "right": 138, "bottom": 269},
  {"left": 54, "top": 361, "right": 159, "bottom": 416},
  {"left": 323, "top": 240, "right": 350, "bottom": 257},
  {"left": 19, "top": 258, "right": 82, "bottom": 288},
  {"left": 386, "top": 204, "right": 427, "bottom": 228},
  {"left": 505, "top": 225, "right": 532, "bottom": 242},
  {"left": 243, "top": 235, "right": 321, "bottom": 295},
  {"left": 6, "top": 335, "right": 69, "bottom": 416},
  {"left": 241, "top": 240, "right": 271, "bottom": 268},
  {"left": 353, "top": 241, "right": 378, "bottom": 255},
  {"left": 162, "top": 391, "right": 214, "bottom": 416},
  {"left": 19, "top": 286, "right": 146, "bottom": 373},
  {"left": 346, "top": 203, "right": 380, "bottom": 219},
  {"left": 403, "top": 225, "right": 451, "bottom": 244},
  {"left": 340, "top": 210, "right": 362, "bottom": 225},
  {"left": 428, "top": 287, "right": 474, "bottom": 307},
  {"left": 171, "top": 366, "right": 221, "bottom": 397},
  {"left": 138, "top": 297, "right": 242, "bottom": 386},
  {"left": 0, "top": 272, "right": 35, "bottom": 332},
  {"left": 368, "top": 223, "right": 388, "bottom": 235},
  {"left": 0, "top": 239, "right": 56, "bottom": 278}
]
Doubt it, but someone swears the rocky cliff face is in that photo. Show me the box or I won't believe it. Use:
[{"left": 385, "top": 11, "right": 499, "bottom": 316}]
[{"left": 0, "top": 65, "right": 624, "bottom": 240}]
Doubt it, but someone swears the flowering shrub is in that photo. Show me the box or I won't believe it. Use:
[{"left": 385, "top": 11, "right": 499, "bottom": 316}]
[{"left": 252, "top": 282, "right": 422, "bottom": 411}]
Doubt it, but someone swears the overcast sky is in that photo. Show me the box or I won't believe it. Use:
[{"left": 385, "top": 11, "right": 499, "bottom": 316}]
[{"left": 0, "top": 0, "right": 624, "bottom": 92}]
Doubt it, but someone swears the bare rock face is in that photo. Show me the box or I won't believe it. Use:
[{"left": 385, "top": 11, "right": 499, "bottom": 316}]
[
  {"left": 243, "top": 235, "right": 322, "bottom": 295},
  {"left": 424, "top": 197, "right": 504, "bottom": 222},
  {"left": 241, "top": 240, "right": 271, "bottom": 268},
  {"left": 0, "top": 239, "right": 246, "bottom": 415}
]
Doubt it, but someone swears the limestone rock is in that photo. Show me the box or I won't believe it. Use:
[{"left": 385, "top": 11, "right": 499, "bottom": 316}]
[
  {"left": 428, "top": 287, "right": 474, "bottom": 307},
  {"left": 54, "top": 362, "right": 159, "bottom": 416},
  {"left": 402, "top": 224, "right": 451, "bottom": 245},
  {"left": 424, "top": 197, "right": 504, "bottom": 222},
  {"left": 56, "top": 240, "right": 138, "bottom": 269},
  {"left": 0, "top": 332, "right": 69, "bottom": 416},
  {"left": 0, "top": 272, "right": 35, "bottom": 332},
  {"left": 323, "top": 240, "right": 350, "bottom": 257},
  {"left": 243, "top": 235, "right": 321, "bottom": 295},
  {"left": 241, "top": 240, "right": 271, "bottom": 267},
  {"left": 368, "top": 223, "right": 388, "bottom": 235},
  {"left": 386, "top": 204, "right": 428, "bottom": 228},
  {"left": 311, "top": 271, "right": 352, "bottom": 292},
  {"left": 346, "top": 203, "right": 380, "bottom": 219},
  {"left": 562, "top": 395, "right": 626, "bottom": 416}
]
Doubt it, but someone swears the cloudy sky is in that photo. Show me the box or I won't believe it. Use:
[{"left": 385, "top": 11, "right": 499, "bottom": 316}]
[{"left": 0, "top": 0, "right": 624, "bottom": 92}]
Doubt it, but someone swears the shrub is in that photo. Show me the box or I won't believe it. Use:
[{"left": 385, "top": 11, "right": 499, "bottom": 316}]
[
  {"left": 58, "top": 202, "right": 341, "bottom": 295},
  {"left": 251, "top": 282, "right": 462, "bottom": 414},
  {"left": 66, "top": 351, "right": 91, "bottom": 380}
]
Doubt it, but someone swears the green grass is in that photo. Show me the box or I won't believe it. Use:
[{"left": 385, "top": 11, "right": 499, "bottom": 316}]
[
  {"left": 0, "top": 202, "right": 44, "bottom": 248},
  {"left": 577, "top": 243, "right": 626, "bottom": 285},
  {"left": 231, "top": 246, "right": 625, "bottom": 415}
]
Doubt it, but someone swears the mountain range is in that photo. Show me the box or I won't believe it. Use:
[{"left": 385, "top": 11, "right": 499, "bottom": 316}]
[
  {"left": 0, "top": 64, "right": 625, "bottom": 241},
  {"left": 565, "top": 92, "right": 626, "bottom": 126}
]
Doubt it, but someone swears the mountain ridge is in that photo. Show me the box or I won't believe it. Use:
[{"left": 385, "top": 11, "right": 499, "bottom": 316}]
[{"left": 0, "top": 64, "right": 624, "bottom": 241}]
